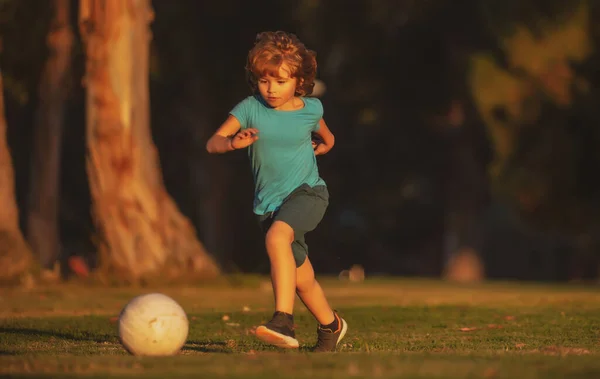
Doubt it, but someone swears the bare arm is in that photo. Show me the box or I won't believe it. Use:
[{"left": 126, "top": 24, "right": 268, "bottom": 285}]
[
  {"left": 312, "top": 118, "right": 335, "bottom": 156},
  {"left": 206, "top": 115, "right": 258, "bottom": 154}
]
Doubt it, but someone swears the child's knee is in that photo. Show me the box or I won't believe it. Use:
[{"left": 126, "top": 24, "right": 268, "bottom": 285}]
[{"left": 265, "top": 221, "right": 294, "bottom": 248}]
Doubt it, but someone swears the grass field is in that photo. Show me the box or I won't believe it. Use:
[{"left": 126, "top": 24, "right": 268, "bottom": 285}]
[{"left": 1, "top": 277, "right": 600, "bottom": 378}]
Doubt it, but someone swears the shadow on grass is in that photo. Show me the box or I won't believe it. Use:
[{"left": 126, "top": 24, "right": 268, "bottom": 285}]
[
  {"left": 1, "top": 327, "right": 116, "bottom": 344},
  {"left": 3, "top": 328, "right": 311, "bottom": 355},
  {"left": 183, "top": 340, "right": 313, "bottom": 354},
  {"left": 183, "top": 340, "right": 232, "bottom": 353}
]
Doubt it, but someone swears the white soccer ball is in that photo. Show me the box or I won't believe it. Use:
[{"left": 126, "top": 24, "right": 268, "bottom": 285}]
[{"left": 118, "top": 293, "right": 189, "bottom": 356}]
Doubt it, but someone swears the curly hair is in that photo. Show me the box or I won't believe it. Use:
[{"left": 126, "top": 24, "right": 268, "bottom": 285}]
[{"left": 246, "top": 31, "right": 317, "bottom": 96}]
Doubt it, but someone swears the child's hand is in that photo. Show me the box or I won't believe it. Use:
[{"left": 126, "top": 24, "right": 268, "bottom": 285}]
[
  {"left": 231, "top": 128, "right": 259, "bottom": 150},
  {"left": 313, "top": 144, "right": 329, "bottom": 156},
  {"left": 312, "top": 134, "right": 328, "bottom": 155},
  {"left": 311, "top": 134, "right": 323, "bottom": 149}
]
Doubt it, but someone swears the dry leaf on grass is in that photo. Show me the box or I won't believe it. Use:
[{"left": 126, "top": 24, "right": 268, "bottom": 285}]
[
  {"left": 68, "top": 256, "right": 90, "bottom": 278},
  {"left": 459, "top": 327, "right": 478, "bottom": 332},
  {"left": 348, "top": 363, "right": 360, "bottom": 375},
  {"left": 483, "top": 368, "right": 499, "bottom": 378}
]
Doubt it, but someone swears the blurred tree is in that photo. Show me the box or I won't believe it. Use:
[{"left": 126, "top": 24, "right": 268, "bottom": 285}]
[
  {"left": 78, "top": 0, "right": 219, "bottom": 282},
  {"left": 470, "top": 1, "right": 592, "bottom": 225},
  {"left": 472, "top": 1, "right": 590, "bottom": 176},
  {"left": 0, "top": 71, "right": 34, "bottom": 283},
  {"left": 470, "top": 0, "right": 600, "bottom": 279},
  {"left": 27, "top": 0, "right": 73, "bottom": 270}
]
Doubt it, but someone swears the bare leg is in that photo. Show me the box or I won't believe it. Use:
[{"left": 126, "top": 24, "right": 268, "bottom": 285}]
[
  {"left": 265, "top": 220, "right": 297, "bottom": 314},
  {"left": 296, "top": 257, "right": 335, "bottom": 325}
]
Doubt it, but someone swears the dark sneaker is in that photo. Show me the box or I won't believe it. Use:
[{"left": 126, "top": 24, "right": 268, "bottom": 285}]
[
  {"left": 255, "top": 311, "right": 299, "bottom": 349},
  {"left": 313, "top": 311, "right": 348, "bottom": 352}
]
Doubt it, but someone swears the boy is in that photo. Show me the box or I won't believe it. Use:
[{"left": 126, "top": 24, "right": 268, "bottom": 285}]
[{"left": 206, "top": 31, "right": 347, "bottom": 352}]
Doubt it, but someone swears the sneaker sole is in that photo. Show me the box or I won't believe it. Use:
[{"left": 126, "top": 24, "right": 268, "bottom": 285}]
[
  {"left": 255, "top": 326, "right": 299, "bottom": 349},
  {"left": 337, "top": 318, "right": 348, "bottom": 348}
]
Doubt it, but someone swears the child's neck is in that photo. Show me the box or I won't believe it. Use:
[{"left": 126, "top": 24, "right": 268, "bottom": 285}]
[{"left": 272, "top": 96, "right": 305, "bottom": 111}]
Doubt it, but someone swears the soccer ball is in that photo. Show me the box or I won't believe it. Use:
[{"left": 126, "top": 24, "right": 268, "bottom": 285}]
[{"left": 118, "top": 293, "right": 189, "bottom": 356}]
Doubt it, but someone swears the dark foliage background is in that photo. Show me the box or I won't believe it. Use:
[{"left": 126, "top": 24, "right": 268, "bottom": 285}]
[{"left": 1, "top": 0, "right": 599, "bottom": 280}]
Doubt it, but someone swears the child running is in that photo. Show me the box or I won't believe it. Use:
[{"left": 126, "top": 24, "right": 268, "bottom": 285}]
[{"left": 206, "top": 31, "right": 347, "bottom": 352}]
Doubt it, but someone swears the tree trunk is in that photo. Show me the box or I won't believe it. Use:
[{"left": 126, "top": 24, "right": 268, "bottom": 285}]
[
  {"left": 0, "top": 72, "right": 34, "bottom": 283},
  {"left": 78, "top": 0, "right": 219, "bottom": 281},
  {"left": 27, "top": 0, "right": 73, "bottom": 269}
]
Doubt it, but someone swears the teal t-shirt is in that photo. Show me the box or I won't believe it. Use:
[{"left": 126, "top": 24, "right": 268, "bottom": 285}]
[{"left": 230, "top": 95, "right": 326, "bottom": 215}]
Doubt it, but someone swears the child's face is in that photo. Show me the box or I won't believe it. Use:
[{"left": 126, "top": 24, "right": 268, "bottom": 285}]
[{"left": 257, "top": 64, "right": 299, "bottom": 110}]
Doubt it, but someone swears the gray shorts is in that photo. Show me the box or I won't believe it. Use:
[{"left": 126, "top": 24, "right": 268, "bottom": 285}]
[{"left": 257, "top": 184, "right": 329, "bottom": 267}]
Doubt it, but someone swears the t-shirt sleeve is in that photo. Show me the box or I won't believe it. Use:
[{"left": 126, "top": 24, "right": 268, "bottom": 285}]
[
  {"left": 229, "top": 97, "right": 251, "bottom": 129},
  {"left": 311, "top": 98, "right": 324, "bottom": 132}
]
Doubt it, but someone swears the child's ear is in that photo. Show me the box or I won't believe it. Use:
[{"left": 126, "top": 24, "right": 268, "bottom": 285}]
[{"left": 295, "top": 78, "right": 305, "bottom": 95}]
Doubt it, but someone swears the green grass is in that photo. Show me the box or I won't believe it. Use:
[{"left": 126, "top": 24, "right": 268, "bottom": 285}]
[{"left": 1, "top": 278, "right": 600, "bottom": 378}]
